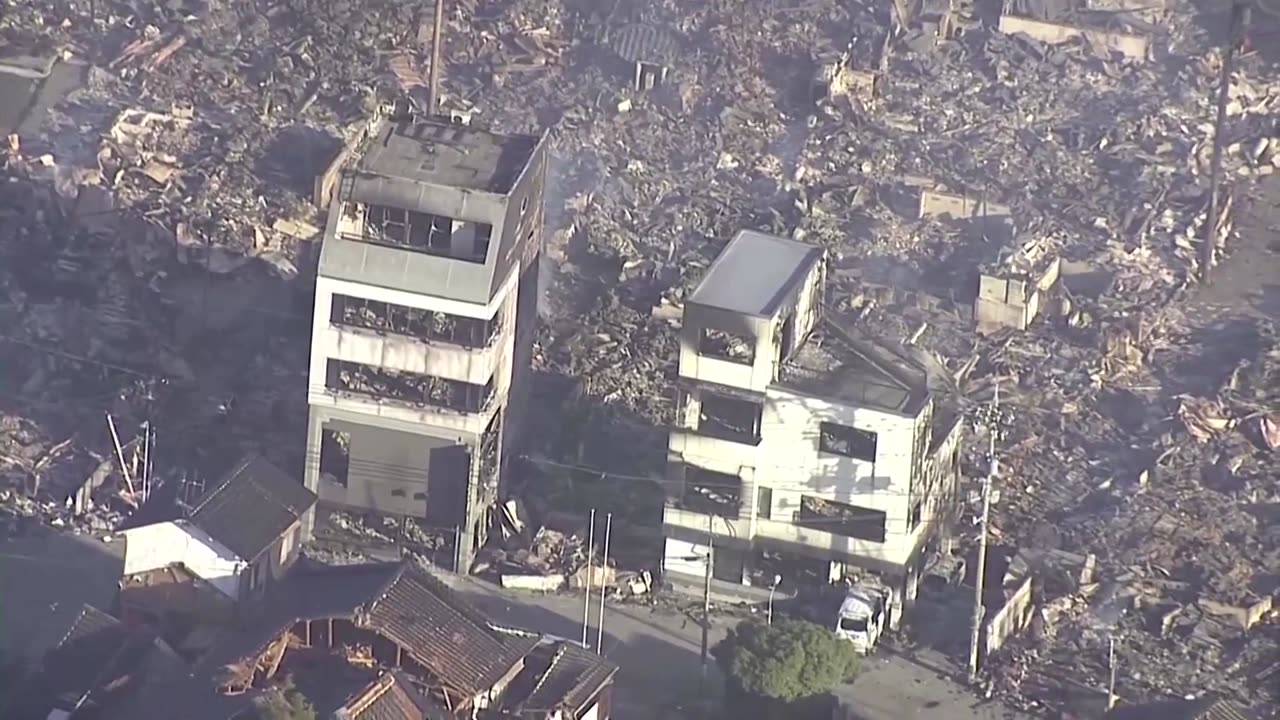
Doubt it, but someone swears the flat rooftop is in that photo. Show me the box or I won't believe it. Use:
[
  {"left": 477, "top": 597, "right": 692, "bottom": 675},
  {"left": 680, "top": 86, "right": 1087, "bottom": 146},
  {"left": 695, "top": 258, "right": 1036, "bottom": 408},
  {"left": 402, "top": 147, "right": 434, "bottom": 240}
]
[
  {"left": 354, "top": 118, "right": 540, "bottom": 195},
  {"left": 777, "top": 318, "right": 930, "bottom": 416},
  {"left": 689, "top": 230, "right": 824, "bottom": 318}
]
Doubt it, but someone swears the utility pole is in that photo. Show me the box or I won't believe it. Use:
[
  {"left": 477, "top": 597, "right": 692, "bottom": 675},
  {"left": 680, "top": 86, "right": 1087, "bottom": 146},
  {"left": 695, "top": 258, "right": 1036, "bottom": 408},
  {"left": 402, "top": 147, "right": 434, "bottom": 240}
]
[
  {"left": 427, "top": 0, "right": 446, "bottom": 115},
  {"left": 581, "top": 508, "right": 596, "bottom": 647},
  {"left": 1203, "top": 0, "right": 1251, "bottom": 284},
  {"left": 700, "top": 514, "right": 715, "bottom": 685},
  {"left": 968, "top": 382, "right": 999, "bottom": 683},
  {"left": 1108, "top": 635, "right": 1119, "bottom": 710},
  {"left": 141, "top": 421, "right": 152, "bottom": 504},
  {"left": 596, "top": 513, "right": 612, "bottom": 654}
]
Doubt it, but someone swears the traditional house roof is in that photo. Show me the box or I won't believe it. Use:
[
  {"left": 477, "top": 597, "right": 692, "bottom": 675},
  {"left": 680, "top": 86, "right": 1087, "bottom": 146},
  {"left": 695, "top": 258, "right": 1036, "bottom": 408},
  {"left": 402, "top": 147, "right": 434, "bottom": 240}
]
[
  {"left": 506, "top": 640, "right": 619, "bottom": 718},
  {"left": 205, "top": 561, "right": 540, "bottom": 702},
  {"left": 337, "top": 670, "right": 451, "bottom": 720},
  {"left": 187, "top": 455, "right": 316, "bottom": 561},
  {"left": 1, "top": 604, "right": 179, "bottom": 720}
]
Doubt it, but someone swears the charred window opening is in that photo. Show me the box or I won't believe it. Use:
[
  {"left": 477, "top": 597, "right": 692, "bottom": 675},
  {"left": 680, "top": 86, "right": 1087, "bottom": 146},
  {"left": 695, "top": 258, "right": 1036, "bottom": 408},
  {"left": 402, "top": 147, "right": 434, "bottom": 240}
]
[
  {"left": 478, "top": 410, "right": 501, "bottom": 489},
  {"left": 319, "top": 428, "right": 351, "bottom": 488},
  {"left": 697, "top": 392, "right": 762, "bottom": 444},
  {"left": 326, "top": 359, "right": 494, "bottom": 413},
  {"left": 354, "top": 205, "right": 490, "bottom": 265},
  {"left": 756, "top": 486, "right": 773, "bottom": 520},
  {"left": 679, "top": 465, "right": 742, "bottom": 516},
  {"left": 475, "top": 224, "right": 492, "bottom": 260},
  {"left": 796, "top": 496, "right": 887, "bottom": 543},
  {"left": 368, "top": 205, "right": 409, "bottom": 244},
  {"left": 818, "top": 421, "right": 877, "bottom": 462},
  {"left": 698, "top": 328, "right": 755, "bottom": 365},
  {"left": 331, "top": 294, "right": 500, "bottom": 348},
  {"left": 909, "top": 500, "right": 923, "bottom": 531}
]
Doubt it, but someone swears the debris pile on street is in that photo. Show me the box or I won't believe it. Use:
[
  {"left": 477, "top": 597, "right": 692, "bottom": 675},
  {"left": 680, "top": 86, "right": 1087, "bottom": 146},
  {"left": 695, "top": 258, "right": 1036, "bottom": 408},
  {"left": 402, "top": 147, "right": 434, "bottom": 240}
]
[{"left": 1, "top": 0, "right": 1277, "bottom": 713}]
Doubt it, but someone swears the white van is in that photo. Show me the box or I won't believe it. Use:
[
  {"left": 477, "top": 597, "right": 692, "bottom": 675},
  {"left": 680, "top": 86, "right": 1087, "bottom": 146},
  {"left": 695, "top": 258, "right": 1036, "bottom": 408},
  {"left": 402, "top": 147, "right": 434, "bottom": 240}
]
[{"left": 834, "top": 584, "right": 891, "bottom": 654}]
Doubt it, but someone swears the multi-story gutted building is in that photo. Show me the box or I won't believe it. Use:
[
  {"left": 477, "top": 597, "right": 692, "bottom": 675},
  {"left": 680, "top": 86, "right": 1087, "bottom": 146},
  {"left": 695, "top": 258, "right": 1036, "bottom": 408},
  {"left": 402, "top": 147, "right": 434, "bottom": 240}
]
[
  {"left": 304, "top": 115, "right": 547, "bottom": 572},
  {"left": 661, "top": 230, "right": 963, "bottom": 620}
]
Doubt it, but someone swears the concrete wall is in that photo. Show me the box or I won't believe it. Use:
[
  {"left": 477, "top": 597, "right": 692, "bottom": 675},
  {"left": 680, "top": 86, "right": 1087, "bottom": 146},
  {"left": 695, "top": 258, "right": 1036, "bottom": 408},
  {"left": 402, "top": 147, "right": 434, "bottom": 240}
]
[
  {"left": 678, "top": 253, "right": 826, "bottom": 394},
  {"left": 666, "top": 386, "right": 928, "bottom": 569},
  {"left": 121, "top": 521, "right": 246, "bottom": 601},
  {"left": 678, "top": 306, "right": 774, "bottom": 393},
  {"left": 758, "top": 387, "right": 919, "bottom": 550},
  {"left": 918, "top": 188, "right": 1012, "bottom": 220},
  {"left": 985, "top": 574, "right": 1034, "bottom": 657},
  {"left": 311, "top": 273, "right": 516, "bottom": 385},
  {"left": 975, "top": 257, "right": 1061, "bottom": 331},
  {"left": 996, "top": 14, "right": 1149, "bottom": 60}
]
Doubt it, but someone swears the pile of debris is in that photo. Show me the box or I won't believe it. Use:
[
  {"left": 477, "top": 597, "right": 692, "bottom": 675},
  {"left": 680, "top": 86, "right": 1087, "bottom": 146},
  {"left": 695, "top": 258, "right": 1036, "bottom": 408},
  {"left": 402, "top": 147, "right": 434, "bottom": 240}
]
[{"left": 2, "top": 0, "right": 1278, "bottom": 713}]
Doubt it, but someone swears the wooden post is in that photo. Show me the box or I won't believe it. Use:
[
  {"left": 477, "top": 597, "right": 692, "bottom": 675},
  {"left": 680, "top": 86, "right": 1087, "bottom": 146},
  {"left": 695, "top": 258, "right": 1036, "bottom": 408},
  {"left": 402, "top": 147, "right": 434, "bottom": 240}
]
[{"left": 106, "top": 413, "right": 136, "bottom": 497}]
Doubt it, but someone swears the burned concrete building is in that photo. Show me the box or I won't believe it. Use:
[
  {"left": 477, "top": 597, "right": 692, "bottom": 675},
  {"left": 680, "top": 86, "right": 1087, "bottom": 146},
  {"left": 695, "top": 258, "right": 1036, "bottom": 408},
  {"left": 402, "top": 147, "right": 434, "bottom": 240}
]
[
  {"left": 304, "top": 115, "right": 548, "bottom": 572},
  {"left": 661, "top": 230, "right": 963, "bottom": 620}
]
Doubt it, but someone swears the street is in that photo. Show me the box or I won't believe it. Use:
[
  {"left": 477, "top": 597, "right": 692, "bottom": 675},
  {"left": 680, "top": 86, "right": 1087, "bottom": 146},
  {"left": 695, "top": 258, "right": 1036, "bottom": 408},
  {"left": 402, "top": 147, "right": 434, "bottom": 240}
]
[{"left": 435, "top": 570, "right": 1034, "bottom": 720}]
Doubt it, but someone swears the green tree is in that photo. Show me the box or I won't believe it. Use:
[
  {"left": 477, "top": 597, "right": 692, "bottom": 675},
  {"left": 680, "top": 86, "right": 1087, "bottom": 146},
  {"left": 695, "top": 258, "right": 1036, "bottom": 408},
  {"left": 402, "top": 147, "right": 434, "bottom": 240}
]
[
  {"left": 253, "top": 675, "right": 316, "bottom": 720},
  {"left": 712, "top": 619, "right": 859, "bottom": 703}
]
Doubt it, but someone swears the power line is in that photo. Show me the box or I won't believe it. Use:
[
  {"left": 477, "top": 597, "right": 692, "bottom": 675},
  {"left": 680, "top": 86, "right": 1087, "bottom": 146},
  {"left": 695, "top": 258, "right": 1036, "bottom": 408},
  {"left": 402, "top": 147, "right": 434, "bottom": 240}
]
[{"left": 0, "top": 333, "right": 162, "bottom": 379}]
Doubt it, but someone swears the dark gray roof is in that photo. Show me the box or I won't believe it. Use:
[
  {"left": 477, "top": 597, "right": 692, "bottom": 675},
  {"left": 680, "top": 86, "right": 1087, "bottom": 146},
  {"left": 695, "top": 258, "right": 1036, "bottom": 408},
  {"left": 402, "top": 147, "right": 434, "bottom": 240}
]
[
  {"left": 778, "top": 316, "right": 930, "bottom": 416},
  {"left": 689, "top": 230, "right": 824, "bottom": 318},
  {"left": 343, "top": 670, "right": 450, "bottom": 720},
  {"left": 3, "top": 604, "right": 169, "bottom": 719},
  {"left": 202, "top": 561, "right": 539, "bottom": 701},
  {"left": 187, "top": 455, "right": 316, "bottom": 561},
  {"left": 510, "top": 641, "right": 618, "bottom": 715},
  {"left": 0, "top": 531, "right": 125, "bottom": 664},
  {"left": 355, "top": 119, "right": 540, "bottom": 195}
]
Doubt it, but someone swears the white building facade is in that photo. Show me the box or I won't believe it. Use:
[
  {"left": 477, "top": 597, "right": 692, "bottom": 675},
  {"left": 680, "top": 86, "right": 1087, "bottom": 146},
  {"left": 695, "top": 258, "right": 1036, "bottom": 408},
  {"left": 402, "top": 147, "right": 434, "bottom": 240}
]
[
  {"left": 662, "top": 230, "right": 962, "bottom": 613},
  {"left": 303, "top": 116, "right": 547, "bottom": 572}
]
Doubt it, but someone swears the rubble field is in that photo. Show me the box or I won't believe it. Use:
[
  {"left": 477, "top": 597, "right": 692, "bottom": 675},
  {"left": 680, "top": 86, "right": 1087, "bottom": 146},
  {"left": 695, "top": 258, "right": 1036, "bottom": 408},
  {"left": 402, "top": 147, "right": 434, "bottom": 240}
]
[{"left": 1, "top": 0, "right": 1278, "bottom": 714}]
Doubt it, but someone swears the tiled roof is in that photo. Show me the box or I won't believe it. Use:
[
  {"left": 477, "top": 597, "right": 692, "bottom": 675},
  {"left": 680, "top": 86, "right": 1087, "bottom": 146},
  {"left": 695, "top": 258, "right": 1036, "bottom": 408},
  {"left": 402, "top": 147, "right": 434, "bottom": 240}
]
[
  {"left": 510, "top": 641, "right": 618, "bottom": 715},
  {"left": 1194, "top": 698, "right": 1253, "bottom": 720},
  {"left": 187, "top": 454, "right": 316, "bottom": 561},
  {"left": 363, "top": 563, "right": 541, "bottom": 698},
  {"left": 4, "top": 605, "right": 164, "bottom": 719},
  {"left": 1105, "top": 696, "right": 1258, "bottom": 720},
  {"left": 342, "top": 670, "right": 450, "bottom": 720},
  {"left": 204, "top": 561, "right": 539, "bottom": 701}
]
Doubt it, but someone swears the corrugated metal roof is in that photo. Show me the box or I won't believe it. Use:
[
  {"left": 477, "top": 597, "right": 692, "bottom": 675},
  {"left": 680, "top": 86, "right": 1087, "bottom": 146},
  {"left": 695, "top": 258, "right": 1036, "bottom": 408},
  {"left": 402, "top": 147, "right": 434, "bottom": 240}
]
[{"left": 607, "top": 23, "right": 680, "bottom": 64}]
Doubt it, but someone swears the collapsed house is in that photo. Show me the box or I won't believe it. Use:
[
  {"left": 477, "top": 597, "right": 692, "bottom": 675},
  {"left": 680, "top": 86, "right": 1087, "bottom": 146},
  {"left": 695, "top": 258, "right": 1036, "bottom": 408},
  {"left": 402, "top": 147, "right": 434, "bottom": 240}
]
[
  {"left": 105, "top": 560, "right": 617, "bottom": 720},
  {"left": 975, "top": 239, "right": 1062, "bottom": 332},
  {"left": 661, "top": 230, "right": 962, "bottom": 621},
  {"left": 605, "top": 23, "right": 680, "bottom": 92},
  {"left": 304, "top": 113, "right": 549, "bottom": 572},
  {"left": 0, "top": 604, "right": 183, "bottom": 720}
]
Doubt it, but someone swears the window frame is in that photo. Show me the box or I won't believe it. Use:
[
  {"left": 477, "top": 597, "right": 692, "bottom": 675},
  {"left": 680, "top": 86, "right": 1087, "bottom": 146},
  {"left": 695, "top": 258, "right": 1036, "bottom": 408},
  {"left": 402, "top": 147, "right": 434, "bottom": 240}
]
[{"left": 817, "top": 421, "right": 878, "bottom": 463}]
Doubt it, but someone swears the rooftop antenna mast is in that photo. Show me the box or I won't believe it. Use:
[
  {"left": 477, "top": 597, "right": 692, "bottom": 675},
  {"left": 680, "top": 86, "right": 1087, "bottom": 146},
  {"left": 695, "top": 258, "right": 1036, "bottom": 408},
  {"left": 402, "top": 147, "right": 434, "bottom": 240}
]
[{"left": 427, "top": 0, "right": 446, "bottom": 116}]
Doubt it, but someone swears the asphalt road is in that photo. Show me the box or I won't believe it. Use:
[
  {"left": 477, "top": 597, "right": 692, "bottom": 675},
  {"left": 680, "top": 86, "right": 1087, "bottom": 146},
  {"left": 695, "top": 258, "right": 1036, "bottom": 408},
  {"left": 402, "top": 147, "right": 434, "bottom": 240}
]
[{"left": 434, "top": 570, "right": 1034, "bottom": 720}]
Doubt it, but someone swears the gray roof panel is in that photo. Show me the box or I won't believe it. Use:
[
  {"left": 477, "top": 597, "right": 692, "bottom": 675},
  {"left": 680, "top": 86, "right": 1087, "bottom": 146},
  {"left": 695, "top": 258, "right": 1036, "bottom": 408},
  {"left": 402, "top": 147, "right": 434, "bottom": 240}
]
[{"left": 689, "top": 230, "right": 824, "bottom": 317}]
